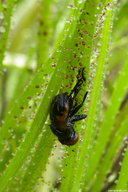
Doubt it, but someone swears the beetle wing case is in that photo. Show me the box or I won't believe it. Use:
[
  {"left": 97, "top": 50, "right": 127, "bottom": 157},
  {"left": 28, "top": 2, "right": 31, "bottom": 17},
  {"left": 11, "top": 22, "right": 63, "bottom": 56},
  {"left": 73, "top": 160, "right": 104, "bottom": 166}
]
[
  {"left": 50, "top": 93, "right": 70, "bottom": 117},
  {"left": 50, "top": 93, "right": 72, "bottom": 132}
]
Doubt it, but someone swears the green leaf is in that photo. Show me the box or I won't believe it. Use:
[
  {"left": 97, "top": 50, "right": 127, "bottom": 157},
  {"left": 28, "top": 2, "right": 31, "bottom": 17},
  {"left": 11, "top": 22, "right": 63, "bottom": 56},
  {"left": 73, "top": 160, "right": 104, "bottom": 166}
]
[
  {"left": 86, "top": 56, "right": 128, "bottom": 184},
  {"left": 0, "top": 0, "right": 14, "bottom": 69},
  {"left": 71, "top": 7, "right": 112, "bottom": 192},
  {"left": 91, "top": 116, "right": 128, "bottom": 192},
  {"left": 116, "top": 140, "right": 128, "bottom": 190}
]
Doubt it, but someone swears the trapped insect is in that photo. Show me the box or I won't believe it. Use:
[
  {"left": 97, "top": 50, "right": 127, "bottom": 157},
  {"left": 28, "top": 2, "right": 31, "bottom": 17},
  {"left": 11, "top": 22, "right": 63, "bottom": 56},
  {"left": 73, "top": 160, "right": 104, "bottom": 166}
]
[{"left": 50, "top": 68, "right": 88, "bottom": 146}]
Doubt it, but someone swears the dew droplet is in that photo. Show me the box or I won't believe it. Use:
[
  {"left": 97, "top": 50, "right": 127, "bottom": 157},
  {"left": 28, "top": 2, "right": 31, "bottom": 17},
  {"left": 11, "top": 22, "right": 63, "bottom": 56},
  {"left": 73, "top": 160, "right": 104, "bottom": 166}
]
[
  {"left": 20, "top": 106, "right": 24, "bottom": 109},
  {"left": 0, "top": 26, "right": 5, "bottom": 33},
  {"left": 82, "top": 42, "right": 85, "bottom": 46}
]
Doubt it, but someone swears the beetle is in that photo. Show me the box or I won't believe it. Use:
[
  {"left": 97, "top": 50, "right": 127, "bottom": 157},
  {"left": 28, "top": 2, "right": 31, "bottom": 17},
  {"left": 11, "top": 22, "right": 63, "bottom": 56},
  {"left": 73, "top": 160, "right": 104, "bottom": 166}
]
[{"left": 50, "top": 68, "right": 88, "bottom": 146}]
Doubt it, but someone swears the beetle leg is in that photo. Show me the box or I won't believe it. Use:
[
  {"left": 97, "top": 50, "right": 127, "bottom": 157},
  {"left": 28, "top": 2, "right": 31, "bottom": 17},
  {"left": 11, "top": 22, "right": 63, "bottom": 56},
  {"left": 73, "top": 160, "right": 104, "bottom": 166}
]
[
  {"left": 69, "top": 91, "right": 88, "bottom": 116},
  {"left": 70, "top": 114, "right": 87, "bottom": 122},
  {"left": 68, "top": 102, "right": 77, "bottom": 115},
  {"left": 69, "top": 68, "right": 86, "bottom": 99},
  {"left": 69, "top": 79, "right": 83, "bottom": 98},
  {"left": 72, "top": 102, "right": 77, "bottom": 110},
  {"left": 77, "top": 67, "right": 85, "bottom": 81}
]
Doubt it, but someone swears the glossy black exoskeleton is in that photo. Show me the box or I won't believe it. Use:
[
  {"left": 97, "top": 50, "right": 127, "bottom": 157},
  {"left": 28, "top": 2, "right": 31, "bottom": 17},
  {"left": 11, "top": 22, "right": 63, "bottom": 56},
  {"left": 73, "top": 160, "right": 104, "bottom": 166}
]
[{"left": 50, "top": 68, "right": 88, "bottom": 146}]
